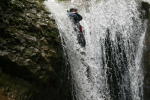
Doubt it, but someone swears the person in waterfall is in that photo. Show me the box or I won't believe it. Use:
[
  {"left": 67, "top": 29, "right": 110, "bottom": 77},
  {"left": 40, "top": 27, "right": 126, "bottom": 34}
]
[
  {"left": 68, "top": 8, "right": 83, "bottom": 32},
  {"left": 68, "top": 8, "right": 86, "bottom": 47}
]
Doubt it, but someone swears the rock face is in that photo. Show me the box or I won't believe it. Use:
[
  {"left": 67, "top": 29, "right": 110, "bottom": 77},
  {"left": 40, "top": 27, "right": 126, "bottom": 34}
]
[
  {"left": 0, "top": 0, "right": 71, "bottom": 100},
  {"left": 142, "top": 1, "right": 150, "bottom": 100}
]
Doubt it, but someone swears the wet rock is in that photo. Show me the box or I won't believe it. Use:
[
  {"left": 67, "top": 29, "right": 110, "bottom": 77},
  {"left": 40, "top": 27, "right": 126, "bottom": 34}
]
[
  {"left": 0, "top": 0, "right": 71, "bottom": 100},
  {"left": 142, "top": 1, "right": 150, "bottom": 100}
]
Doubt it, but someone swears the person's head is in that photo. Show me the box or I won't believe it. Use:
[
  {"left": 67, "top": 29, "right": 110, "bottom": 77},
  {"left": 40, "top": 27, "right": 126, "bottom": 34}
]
[{"left": 69, "top": 8, "right": 78, "bottom": 13}]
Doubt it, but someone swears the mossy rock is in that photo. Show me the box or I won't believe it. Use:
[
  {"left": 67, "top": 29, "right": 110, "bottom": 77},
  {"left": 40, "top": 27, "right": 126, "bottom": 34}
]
[{"left": 0, "top": 0, "right": 72, "bottom": 100}]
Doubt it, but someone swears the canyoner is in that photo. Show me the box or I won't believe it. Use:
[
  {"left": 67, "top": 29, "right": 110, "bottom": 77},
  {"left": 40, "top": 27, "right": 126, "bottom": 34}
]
[
  {"left": 67, "top": 8, "right": 86, "bottom": 47},
  {"left": 44, "top": 0, "right": 147, "bottom": 100}
]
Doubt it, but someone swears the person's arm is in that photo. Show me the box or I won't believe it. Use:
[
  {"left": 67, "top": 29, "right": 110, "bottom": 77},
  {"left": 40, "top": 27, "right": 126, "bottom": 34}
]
[{"left": 68, "top": 13, "right": 76, "bottom": 23}]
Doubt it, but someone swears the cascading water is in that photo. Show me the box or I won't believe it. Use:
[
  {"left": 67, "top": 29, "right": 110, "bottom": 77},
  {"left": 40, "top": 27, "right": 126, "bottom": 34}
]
[{"left": 44, "top": 0, "right": 147, "bottom": 100}]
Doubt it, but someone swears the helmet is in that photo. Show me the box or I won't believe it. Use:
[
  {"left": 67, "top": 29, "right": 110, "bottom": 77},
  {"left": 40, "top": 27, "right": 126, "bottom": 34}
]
[{"left": 69, "top": 8, "right": 78, "bottom": 12}]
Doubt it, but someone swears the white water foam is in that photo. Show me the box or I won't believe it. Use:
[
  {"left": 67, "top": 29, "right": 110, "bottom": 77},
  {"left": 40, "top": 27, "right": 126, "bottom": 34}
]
[{"left": 44, "top": 0, "right": 146, "bottom": 100}]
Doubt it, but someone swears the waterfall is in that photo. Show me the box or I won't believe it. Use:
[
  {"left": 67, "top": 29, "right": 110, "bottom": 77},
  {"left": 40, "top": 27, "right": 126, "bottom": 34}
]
[{"left": 44, "top": 0, "right": 147, "bottom": 100}]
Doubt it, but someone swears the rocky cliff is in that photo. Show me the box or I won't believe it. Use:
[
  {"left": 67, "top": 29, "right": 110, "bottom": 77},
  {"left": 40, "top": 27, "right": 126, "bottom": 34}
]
[
  {"left": 143, "top": 1, "right": 150, "bottom": 100},
  {"left": 0, "top": 0, "right": 71, "bottom": 100}
]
